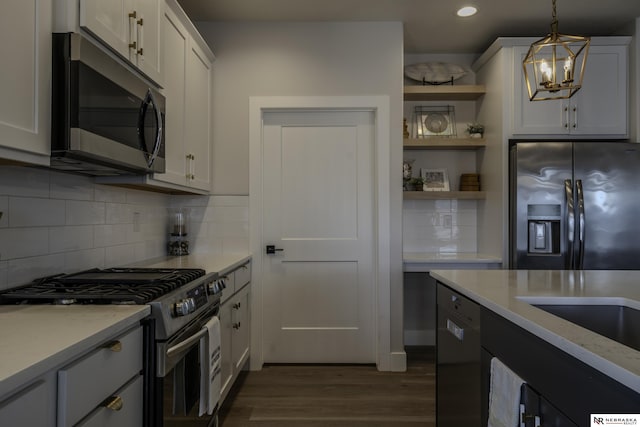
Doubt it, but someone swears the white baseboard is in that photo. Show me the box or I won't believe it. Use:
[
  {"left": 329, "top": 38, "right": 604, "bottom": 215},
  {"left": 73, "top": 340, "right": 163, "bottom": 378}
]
[{"left": 389, "top": 351, "right": 407, "bottom": 372}]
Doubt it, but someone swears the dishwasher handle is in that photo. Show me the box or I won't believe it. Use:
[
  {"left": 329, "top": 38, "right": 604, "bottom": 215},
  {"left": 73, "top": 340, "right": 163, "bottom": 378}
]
[{"left": 446, "top": 318, "right": 465, "bottom": 341}]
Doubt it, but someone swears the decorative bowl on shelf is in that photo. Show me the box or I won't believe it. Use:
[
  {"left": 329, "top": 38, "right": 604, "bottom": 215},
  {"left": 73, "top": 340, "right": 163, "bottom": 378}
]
[{"left": 404, "top": 62, "right": 467, "bottom": 85}]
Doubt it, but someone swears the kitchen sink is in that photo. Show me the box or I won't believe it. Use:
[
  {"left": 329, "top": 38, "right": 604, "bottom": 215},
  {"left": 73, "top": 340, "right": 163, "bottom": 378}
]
[{"left": 518, "top": 297, "right": 640, "bottom": 351}]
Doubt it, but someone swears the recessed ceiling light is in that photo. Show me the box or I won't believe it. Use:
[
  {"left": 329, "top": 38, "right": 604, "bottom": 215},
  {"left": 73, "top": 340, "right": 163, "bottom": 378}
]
[{"left": 457, "top": 6, "right": 478, "bottom": 17}]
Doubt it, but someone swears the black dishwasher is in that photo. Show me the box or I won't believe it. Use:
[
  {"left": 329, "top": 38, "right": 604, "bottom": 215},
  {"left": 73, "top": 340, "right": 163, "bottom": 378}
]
[{"left": 436, "top": 282, "right": 482, "bottom": 427}]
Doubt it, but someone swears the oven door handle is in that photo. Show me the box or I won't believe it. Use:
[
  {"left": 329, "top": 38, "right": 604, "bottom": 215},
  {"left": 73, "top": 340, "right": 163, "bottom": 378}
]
[{"left": 166, "top": 328, "right": 207, "bottom": 359}]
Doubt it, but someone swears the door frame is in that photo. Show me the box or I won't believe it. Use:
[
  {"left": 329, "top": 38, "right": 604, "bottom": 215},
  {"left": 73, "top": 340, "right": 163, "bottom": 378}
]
[{"left": 249, "top": 96, "right": 392, "bottom": 371}]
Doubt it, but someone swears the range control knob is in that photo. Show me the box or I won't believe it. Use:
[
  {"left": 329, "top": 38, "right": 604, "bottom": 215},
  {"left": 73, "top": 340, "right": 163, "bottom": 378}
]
[
  {"left": 173, "top": 297, "right": 196, "bottom": 316},
  {"left": 207, "top": 280, "right": 221, "bottom": 295}
]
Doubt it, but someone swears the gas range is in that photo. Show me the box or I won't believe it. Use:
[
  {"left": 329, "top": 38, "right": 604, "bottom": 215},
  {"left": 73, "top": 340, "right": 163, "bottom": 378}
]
[{"left": 0, "top": 267, "right": 223, "bottom": 340}]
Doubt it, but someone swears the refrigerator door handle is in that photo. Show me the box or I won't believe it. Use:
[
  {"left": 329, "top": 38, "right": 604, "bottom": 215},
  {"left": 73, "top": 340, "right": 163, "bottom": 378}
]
[
  {"left": 576, "top": 179, "right": 586, "bottom": 269},
  {"left": 565, "top": 179, "right": 575, "bottom": 269}
]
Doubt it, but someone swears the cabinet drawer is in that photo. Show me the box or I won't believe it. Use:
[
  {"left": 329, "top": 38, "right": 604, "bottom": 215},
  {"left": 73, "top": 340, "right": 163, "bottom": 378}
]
[
  {"left": 58, "top": 326, "right": 143, "bottom": 427},
  {"left": 76, "top": 375, "right": 143, "bottom": 427},
  {"left": 219, "top": 271, "right": 236, "bottom": 304},
  {"left": 235, "top": 262, "right": 251, "bottom": 289}
]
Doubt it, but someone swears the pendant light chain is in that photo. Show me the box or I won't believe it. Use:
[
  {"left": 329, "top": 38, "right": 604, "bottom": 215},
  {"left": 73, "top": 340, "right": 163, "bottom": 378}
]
[{"left": 550, "top": 0, "right": 558, "bottom": 34}]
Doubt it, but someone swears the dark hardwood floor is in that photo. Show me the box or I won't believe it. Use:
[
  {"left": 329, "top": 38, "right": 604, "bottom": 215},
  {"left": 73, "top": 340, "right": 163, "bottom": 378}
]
[{"left": 218, "top": 347, "right": 435, "bottom": 427}]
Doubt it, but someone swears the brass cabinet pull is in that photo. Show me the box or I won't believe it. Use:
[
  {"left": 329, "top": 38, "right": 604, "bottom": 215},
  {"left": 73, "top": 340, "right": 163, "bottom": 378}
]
[
  {"left": 129, "top": 41, "right": 137, "bottom": 50},
  {"left": 137, "top": 18, "right": 143, "bottom": 26},
  {"left": 104, "top": 395, "right": 124, "bottom": 411},
  {"left": 128, "top": 11, "right": 137, "bottom": 19},
  {"left": 105, "top": 340, "right": 122, "bottom": 352}
]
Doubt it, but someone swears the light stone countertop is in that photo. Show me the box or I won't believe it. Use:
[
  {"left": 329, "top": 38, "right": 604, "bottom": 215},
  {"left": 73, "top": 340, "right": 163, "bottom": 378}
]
[
  {"left": 130, "top": 252, "right": 251, "bottom": 275},
  {"left": 429, "top": 269, "right": 640, "bottom": 393},
  {"left": 0, "top": 305, "right": 149, "bottom": 401},
  {"left": 0, "top": 253, "right": 250, "bottom": 402},
  {"left": 404, "top": 252, "right": 502, "bottom": 272}
]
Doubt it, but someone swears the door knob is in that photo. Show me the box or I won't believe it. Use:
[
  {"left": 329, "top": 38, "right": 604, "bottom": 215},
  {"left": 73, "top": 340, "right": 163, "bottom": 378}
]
[{"left": 266, "top": 245, "right": 284, "bottom": 254}]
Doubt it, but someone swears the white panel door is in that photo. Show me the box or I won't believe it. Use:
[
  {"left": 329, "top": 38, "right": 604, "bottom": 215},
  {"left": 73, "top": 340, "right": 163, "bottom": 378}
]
[{"left": 262, "top": 110, "right": 375, "bottom": 363}]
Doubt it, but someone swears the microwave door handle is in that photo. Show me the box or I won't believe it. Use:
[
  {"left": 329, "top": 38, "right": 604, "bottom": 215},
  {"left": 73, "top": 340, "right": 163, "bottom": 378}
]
[
  {"left": 138, "top": 89, "right": 163, "bottom": 168},
  {"left": 564, "top": 179, "right": 575, "bottom": 269},
  {"left": 576, "top": 179, "right": 585, "bottom": 269},
  {"left": 148, "top": 90, "right": 163, "bottom": 168}
]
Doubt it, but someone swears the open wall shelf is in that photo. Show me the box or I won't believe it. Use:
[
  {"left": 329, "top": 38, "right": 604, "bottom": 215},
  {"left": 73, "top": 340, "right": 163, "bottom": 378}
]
[{"left": 403, "top": 191, "right": 486, "bottom": 200}]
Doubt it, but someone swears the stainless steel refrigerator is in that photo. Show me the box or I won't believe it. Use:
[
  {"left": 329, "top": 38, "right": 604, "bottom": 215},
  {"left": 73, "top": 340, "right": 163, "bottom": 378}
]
[{"left": 510, "top": 141, "right": 640, "bottom": 270}]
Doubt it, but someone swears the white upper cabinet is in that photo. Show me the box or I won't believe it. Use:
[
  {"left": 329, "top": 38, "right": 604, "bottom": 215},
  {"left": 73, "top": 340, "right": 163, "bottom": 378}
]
[
  {"left": 152, "top": 1, "right": 212, "bottom": 192},
  {"left": 0, "top": 0, "right": 52, "bottom": 165},
  {"left": 184, "top": 39, "right": 213, "bottom": 191},
  {"left": 512, "top": 41, "right": 629, "bottom": 137},
  {"left": 79, "top": 0, "right": 162, "bottom": 85},
  {"left": 95, "top": 0, "right": 214, "bottom": 194}
]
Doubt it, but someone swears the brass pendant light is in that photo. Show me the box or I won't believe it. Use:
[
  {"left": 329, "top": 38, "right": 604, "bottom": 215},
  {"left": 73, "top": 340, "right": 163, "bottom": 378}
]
[{"left": 522, "top": 0, "right": 590, "bottom": 101}]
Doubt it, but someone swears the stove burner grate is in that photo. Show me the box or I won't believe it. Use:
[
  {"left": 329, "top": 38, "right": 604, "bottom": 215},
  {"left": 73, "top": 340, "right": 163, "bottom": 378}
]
[{"left": 0, "top": 268, "right": 206, "bottom": 305}]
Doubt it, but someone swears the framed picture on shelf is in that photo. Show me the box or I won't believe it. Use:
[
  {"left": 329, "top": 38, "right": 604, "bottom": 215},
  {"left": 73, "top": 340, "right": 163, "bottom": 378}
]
[
  {"left": 421, "top": 168, "right": 450, "bottom": 191},
  {"left": 413, "top": 105, "right": 456, "bottom": 138}
]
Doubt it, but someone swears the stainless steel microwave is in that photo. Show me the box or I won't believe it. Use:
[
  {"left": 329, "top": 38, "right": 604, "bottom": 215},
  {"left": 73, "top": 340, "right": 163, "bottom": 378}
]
[{"left": 51, "top": 33, "right": 165, "bottom": 176}]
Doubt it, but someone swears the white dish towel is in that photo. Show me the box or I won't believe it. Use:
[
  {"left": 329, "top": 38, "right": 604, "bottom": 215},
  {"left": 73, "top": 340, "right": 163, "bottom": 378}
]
[
  {"left": 488, "top": 357, "right": 524, "bottom": 427},
  {"left": 199, "top": 316, "right": 221, "bottom": 416}
]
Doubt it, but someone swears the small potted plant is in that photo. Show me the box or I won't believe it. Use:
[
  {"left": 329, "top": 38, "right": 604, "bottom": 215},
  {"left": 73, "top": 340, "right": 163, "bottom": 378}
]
[
  {"left": 405, "top": 177, "right": 424, "bottom": 191},
  {"left": 466, "top": 122, "right": 485, "bottom": 138}
]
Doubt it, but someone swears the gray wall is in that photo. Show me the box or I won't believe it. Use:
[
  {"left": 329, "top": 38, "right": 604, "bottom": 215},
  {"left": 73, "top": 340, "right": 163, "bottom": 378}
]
[{"left": 195, "top": 21, "right": 406, "bottom": 359}]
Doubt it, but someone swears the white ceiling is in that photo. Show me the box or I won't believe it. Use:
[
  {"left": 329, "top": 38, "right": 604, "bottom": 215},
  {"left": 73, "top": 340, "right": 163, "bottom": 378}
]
[{"left": 176, "top": 0, "right": 640, "bottom": 53}]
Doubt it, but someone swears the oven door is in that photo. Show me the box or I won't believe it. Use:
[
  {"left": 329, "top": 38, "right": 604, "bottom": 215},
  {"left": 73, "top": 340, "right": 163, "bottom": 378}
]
[{"left": 155, "top": 305, "right": 219, "bottom": 427}]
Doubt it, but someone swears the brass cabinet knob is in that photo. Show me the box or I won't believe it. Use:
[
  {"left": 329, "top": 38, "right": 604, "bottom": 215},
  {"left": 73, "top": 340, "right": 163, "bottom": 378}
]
[
  {"left": 104, "top": 395, "right": 124, "bottom": 411},
  {"left": 105, "top": 340, "right": 122, "bottom": 352}
]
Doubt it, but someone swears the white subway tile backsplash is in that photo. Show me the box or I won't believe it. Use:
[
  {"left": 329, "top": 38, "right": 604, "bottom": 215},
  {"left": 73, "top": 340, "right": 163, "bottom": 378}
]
[
  {"left": 105, "top": 244, "right": 136, "bottom": 267},
  {"left": 94, "top": 184, "right": 128, "bottom": 203},
  {"left": 94, "top": 224, "right": 129, "bottom": 247},
  {"left": 50, "top": 172, "right": 94, "bottom": 201},
  {"left": 0, "top": 166, "right": 50, "bottom": 198},
  {"left": 7, "top": 254, "right": 67, "bottom": 287},
  {"left": 221, "top": 237, "right": 249, "bottom": 254},
  {"left": 403, "top": 198, "right": 478, "bottom": 254},
  {"left": 49, "top": 226, "right": 94, "bottom": 253},
  {"left": 126, "top": 188, "right": 167, "bottom": 206},
  {"left": 0, "top": 228, "right": 49, "bottom": 260},
  {"left": 0, "top": 168, "right": 251, "bottom": 289},
  {"left": 211, "top": 206, "right": 249, "bottom": 222},
  {"left": 106, "top": 202, "right": 134, "bottom": 224},
  {"left": 0, "top": 261, "right": 7, "bottom": 290},
  {"left": 66, "top": 200, "right": 106, "bottom": 225},
  {"left": 0, "top": 196, "right": 7, "bottom": 228},
  {"left": 9, "top": 197, "right": 66, "bottom": 227},
  {"left": 210, "top": 196, "right": 249, "bottom": 207},
  {"left": 207, "top": 221, "right": 248, "bottom": 238},
  {"left": 64, "top": 248, "right": 106, "bottom": 272}
]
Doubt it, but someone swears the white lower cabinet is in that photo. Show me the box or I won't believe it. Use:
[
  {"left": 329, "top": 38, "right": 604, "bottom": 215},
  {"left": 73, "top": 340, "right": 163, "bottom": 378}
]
[
  {"left": 0, "top": 324, "right": 144, "bottom": 427},
  {"left": 76, "top": 376, "right": 143, "bottom": 427},
  {"left": 0, "top": 374, "right": 56, "bottom": 427},
  {"left": 58, "top": 326, "right": 144, "bottom": 427},
  {"left": 219, "top": 262, "right": 251, "bottom": 403}
]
